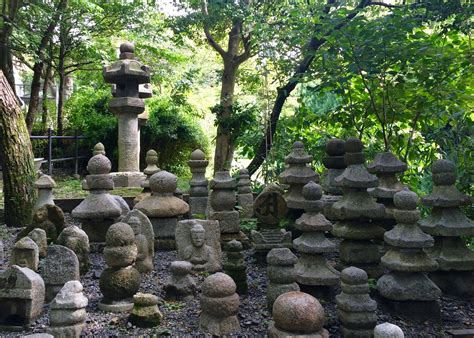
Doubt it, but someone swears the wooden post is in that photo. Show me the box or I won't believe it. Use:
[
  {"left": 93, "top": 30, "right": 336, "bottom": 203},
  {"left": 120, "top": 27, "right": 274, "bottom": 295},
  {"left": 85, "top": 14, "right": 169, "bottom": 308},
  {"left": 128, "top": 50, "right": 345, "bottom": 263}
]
[{"left": 0, "top": 70, "right": 37, "bottom": 226}]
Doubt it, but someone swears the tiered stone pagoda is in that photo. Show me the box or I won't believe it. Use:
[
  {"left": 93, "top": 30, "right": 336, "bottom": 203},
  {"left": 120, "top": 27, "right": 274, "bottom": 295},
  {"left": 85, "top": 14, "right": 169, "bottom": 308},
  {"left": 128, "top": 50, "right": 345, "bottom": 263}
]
[
  {"left": 134, "top": 149, "right": 160, "bottom": 205},
  {"left": 279, "top": 141, "right": 319, "bottom": 217},
  {"left": 321, "top": 138, "right": 345, "bottom": 220},
  {"left": 72, "top": 146, "right": 127, "bottom": 250},
  {"left": 367, "top": 152, "right": 407, "bottom": 227},
  {"left": 188, "top": 149, "right": 209, "bottom": 218},
  {"left": 331, "top": 137, "right": 385, "bottom": 277},
  {"left": 209, "top": 171, "right": 242, "bottom": 243},
  {"left": 34, "top": 173, "right": 56, "bottom": 211},
  {"left": 223, "top": 240, "right": 248, "bottom": 295},
  {"left": 377, "top": 189, "right": 441, "bottom": 320},
  {"left": 237, "top": 169, "right": 254, "bottom": 218},
  {"left": 103, "top": 41, "right": 151, "bottom": 187},
  {"left": 251, "top": 184, "right": 291, "bottom": 258},
  {"left": 294, "top": 181, "right": 339, "bottom": 294},
  {"left": 135, "top": 170, "right": 189, "bottom": 249},
  {"left": 419, "top": 159, "right": 474, "bottom": 296}
]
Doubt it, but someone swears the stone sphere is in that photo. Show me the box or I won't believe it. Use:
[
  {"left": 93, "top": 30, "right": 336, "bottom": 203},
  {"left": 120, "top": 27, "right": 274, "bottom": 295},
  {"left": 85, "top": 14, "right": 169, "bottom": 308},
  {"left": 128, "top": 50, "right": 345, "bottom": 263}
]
[
  {"left": 202, "top": 272, "right": 236, "bottom": 297},
  {"left": 99, "top": 266, "right": 140, "bottom": 300},
  {"left": 106, "top": 222, "right": 135, "bottom": 247},
  {"left": 302, "top": 181, "right": 322, "bottom": 201},
  {"left": 394, "top": 189, "right": 418, "bottom": 210},
  {"left": 273, "top": 291, "right": 325, "bottom": 333},
  {"left": 190, "top": 149, "right": 206, "bottom": 161},
  {"left": 432, "top": 159, "right": 456, "bottom": 185},
  {"left": 326, "top": 138, "right": 345, "bottom": 156},
  {"left": 149, "top": 171, "right": 177, "bottom": 193},
  {"left": 293, "top": 141, "right": 304, "bottom": 149},
  {"left": 341, "top": 266, "right": 368, "bottom": 285},
  {"left": 374, "top": 322, "right": 404, "bottom": 338},
  {"left": 120, "top": 41, "right": 135, "bottom": 53},
  {"left": 87, "top": 154, "right": 111, "bottom": 175},
  {"left": 345, "top": 137, "right": 363, "bottom": 153}
]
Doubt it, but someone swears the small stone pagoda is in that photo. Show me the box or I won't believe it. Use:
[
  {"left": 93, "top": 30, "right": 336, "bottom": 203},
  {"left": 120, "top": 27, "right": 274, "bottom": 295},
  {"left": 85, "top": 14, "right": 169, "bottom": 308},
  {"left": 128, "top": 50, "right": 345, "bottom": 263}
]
[
  {"left": 103, "top": 41, "right": 151, "bottom": 187},
  {"left": 331, "top": 137, "right": 385, "bottom": 277},
  {"left": 134, "top": 149, "right": 160, "bottom": 205},
  {"left": 321, "top": 138, "right": 346, "bottom": 220},
  {"left": 294, "top": 181, "right": 339, "bottom": 294},
  {"left": 135, "top": 170, "right": 189, "bottom": 250},
  {"left": 208, "top": 171, "right": 242, "bottom": 243},
  {"left": 377, "top": 189, "right": 441, "bottom": 321},
  {"left": 279, "top": 141, "right": 319, "bottom": 216},
  {"left": 72, "top": 146, "right": 127, "bottom": 250},
  {"left": 367, "top": 152, "right": 407, "bottom": 226},
  {"left": 251, "top": 184, "right": 292, "bottom": 258},
  {"left": 223, "top": 240, "right": 248, "bottom": 295},
  {"left": 34, "top": 173, "right": 56, "bottom": 211},
  {"left": 188, "top": 149, "right": 209, "bottom": 218},
  {"left": 237, "top": 169, "right": 254, "bottom": 218},
  {"left": 419, "top": 159, "right": 474, "bottom": 297}
]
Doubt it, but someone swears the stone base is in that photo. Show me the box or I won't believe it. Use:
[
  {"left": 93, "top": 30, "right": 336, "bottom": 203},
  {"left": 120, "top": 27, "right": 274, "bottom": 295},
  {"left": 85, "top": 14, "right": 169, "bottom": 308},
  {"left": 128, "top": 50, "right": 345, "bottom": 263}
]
[
  {"left": 128, "top": 312, "right": 161, "bottom": 328},
  {"left": 381, "top": 299, "right": 441, "bottom": 322},
  {"left": 199, "top": 314, "right": 240, "bottom": 336},
  {"left": 429, "top": 270, "right": 474, "bottom": 297},
  {"left": 298, "top": 284, "right": 336, "bottom": 302},
  {"left": 189, "top": 197, "right": 208, "bottom": 218},
  {"left": 98, "top": 298, "right": 134, "bottom": 313},
  {"left": 210, "top": 210, "right": 240, "bottom": 233},
  {"left": 295, "top": 255, "right": 340, "bottom": 287},
  {"left": 268, "top": 322, "right": 329, "bottom": 338},
  {"left": 110, "top": 172, "right": 146, "bottom": 187},
  {"left": 81, "top": 218, "right": 116, "bottom": 244},
  {"left": 47, "top": 323, "right": 85, "bottom": 338},
  {"left": 377, "top": 272, "right": 441, "bottom": 301}
]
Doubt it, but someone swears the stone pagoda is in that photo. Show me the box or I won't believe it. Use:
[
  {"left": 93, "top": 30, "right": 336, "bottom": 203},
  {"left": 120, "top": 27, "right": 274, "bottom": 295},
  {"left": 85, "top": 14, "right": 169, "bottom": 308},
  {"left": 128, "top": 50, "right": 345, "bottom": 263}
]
[
  {"left": 331, "top": 137, "right": 385, "bottom": 277},
  {"left": 251, "top": 183, "right": 292, "bottom": 258},
  {"left": 188, "top": 149, "right": 209, "bottom": 218},
  {"left": 419, "top": 159, "right": 474, "bottom": 297},
  {"left": 34, "top": 173, "right": 56, "bottom": 211},
  {"left": 367, "top": 152, "right": 407, "bottom": 227},
  {"left": 208, "top": 171, "right": 242, "bottom": 243},
  {"left": 321, "top": 138, "right": 346, "bottom": 219},
  {"left": 134, "top": 149, "right": 160, "bottom": 205},
  {"left": 294, "top": 181, "right": 339, "bottom": 295},
  {"left": 135, "top": 170, "right": 189, "bottom": 250},
  {"left": 279, "top": 141, "right": 319, "bottom": 217},
  {"left": 237, "top": 169, "right": 254, "bottom": 218},
  {"left": 72, "top": 146, "right": 127, "bottom": 250},
  {"left": 377, "top": 189, "right": 441, "bottom": 321},
  {"left": 103, "top": 41, "right": 151, "bottom": 187},
  {"left": 223, "top": 240, "right": 248, "bottom": 295}
]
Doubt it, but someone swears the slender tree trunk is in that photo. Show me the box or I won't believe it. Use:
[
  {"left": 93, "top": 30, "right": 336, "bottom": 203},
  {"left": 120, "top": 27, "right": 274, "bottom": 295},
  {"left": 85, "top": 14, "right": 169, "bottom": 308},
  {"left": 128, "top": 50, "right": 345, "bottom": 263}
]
[
  {"left": 41, "top": 64, "right": 52, "bottom": 132},
  {"left": 57, "top": 54, "right": 65, "bottom": 136},
  {"left": 0, "top": 70, "right": 37, "bottom": 226}
]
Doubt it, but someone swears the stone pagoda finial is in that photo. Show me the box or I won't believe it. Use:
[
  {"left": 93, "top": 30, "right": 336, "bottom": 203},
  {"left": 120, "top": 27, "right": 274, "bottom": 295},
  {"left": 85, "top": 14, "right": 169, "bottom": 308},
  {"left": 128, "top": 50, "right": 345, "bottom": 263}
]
[
  {"left": 93, "top": 142, "right": 106, "bottom": 156},
  {"left": 294, "top": 181, "right": 339, "bottom": 292},
  {"left": 377, "top": 189, "right": 441, "bottom": 320},
  {"left": 134, "top": 149, "right": 160, "bottom": 205},
  {"left": 279, "top": 141, "right": 319, "bottom": 212},
  {"left": 419, "top": 159, "right": 474, "bottom": 297},
  {"left": 188, "top": 149, "right": 209, "bottom": 217},
  {"left": 331, "top": 137, "right": 385, "bottom": 277},
  {"left": 103, "top": 41, "right": 151, "bottom": 175}
]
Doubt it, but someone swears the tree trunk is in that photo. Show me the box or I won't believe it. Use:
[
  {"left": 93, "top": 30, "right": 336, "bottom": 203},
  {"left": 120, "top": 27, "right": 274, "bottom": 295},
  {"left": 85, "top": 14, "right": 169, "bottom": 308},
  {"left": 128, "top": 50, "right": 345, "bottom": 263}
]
[
  {"left": 25, "top": 62, "right": 43, "bottom": 133},
  {"left": 0, "top": 70, "right": 37, "bottom": 226},
  {"left": 41, "top": 64, "right": 52, "bottom": 132},
  {"left": 57, "top": 55, "right": 65, "bottom": 136}
]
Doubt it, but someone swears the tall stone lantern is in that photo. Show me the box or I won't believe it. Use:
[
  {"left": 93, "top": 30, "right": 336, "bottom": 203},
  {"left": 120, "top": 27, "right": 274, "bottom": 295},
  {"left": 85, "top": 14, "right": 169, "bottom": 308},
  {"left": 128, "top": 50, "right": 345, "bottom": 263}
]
[{"left": 103, "top": 42, "right": 151, "bottom": 187}]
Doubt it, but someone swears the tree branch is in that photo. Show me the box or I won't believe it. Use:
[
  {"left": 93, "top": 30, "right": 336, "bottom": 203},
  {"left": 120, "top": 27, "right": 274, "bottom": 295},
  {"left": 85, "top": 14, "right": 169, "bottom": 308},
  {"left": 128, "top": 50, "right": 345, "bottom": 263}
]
[{"left": 201, "top": 0, "right": 226, "bottom": 57}]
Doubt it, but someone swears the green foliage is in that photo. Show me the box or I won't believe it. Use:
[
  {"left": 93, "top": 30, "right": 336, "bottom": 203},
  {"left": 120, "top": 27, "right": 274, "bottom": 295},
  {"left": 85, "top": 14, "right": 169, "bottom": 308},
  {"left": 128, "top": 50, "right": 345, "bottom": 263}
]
[
  {"left": 213, "top": 101, "right": 258, "bottom": 143},
  {"left": 240, "top": 218, "right": 257, "bottom": 233},
  {"left": 141, "top": 95, "right": 209, "bottom": 176}
]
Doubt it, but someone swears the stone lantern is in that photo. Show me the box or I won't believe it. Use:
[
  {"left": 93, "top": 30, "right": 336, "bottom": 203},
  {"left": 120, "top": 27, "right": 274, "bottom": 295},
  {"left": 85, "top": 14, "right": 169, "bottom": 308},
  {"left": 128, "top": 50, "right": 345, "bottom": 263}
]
[{"left": 103, "top": 42, "right": 151, "bottom": 187}]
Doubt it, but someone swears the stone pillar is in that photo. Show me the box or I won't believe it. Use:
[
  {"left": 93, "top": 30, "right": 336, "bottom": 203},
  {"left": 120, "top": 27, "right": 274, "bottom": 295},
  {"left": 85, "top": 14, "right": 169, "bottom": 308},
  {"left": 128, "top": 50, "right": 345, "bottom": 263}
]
[
  {"left": 419, "top": 159, "right": 474, "bottom": 297},
  {"left": 237, "top": 169, "right": 254, "bottom": 218},
  {"left": 103, "top": 42, "right": 151, "bottom": 186},
  {"left": 321, "top": 138, "right": 346, "bottom": 220},
  {"left": 331, "top": 137, "right": 385, "bottom": 278},
  {"left": 188, "top": 149, "right": 209, "bottom": 217},
  {"left": 377, "top": 189, "right": 441, "bottom": 321}
]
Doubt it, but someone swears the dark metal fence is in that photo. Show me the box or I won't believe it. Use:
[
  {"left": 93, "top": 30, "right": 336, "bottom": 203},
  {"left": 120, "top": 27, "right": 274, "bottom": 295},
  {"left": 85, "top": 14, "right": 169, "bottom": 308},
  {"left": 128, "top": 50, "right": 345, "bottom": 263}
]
[{"left": 30, "top": 128, "right": 87, "bottom": 176}]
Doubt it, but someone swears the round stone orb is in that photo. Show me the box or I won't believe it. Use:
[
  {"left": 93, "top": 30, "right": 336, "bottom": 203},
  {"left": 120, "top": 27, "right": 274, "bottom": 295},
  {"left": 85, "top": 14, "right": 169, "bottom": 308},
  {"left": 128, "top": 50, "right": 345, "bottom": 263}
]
[
  {"left": 273, "top": 291, "right": 325, "bottom": 333},
  {"left": 345, "top": 137, "right": 363, "bottom": 153},
  {"left": 202, "top": 272, "right": 236, "bottom": 297},
  {"left": 149, "top": 170, "right": 177, "bottom": 193},
  {"left": 340, "top": 266, "right": 368, "bottom": 285},
  {"left": 302, "top": 181, "right": 322, "bottom": 201},
  {"left": 87, "top": 154, "right": 111, "bottom": 175},
  {"left": 120, "top": 41, "right": 135, "bottom": 53},
  {"left": 326, "top": 138, "right": 345, "bottom": 156},
  {"left": 106, "top": 222, "right": 135, "bottom": 247},
  {"left": 99, "top": 266, "right": 140, "bottom": 300},
  {"left": 394, "top": 189, "right": 418, "bottom": 210},
  {"left": 190, "top": 149, "right": 206, "bottom": 161}
]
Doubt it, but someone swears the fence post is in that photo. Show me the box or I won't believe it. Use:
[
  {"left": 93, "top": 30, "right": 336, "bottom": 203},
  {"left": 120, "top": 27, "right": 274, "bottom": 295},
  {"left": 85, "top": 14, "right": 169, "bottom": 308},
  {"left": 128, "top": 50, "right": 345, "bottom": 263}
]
[
  {"left": 47, "top": 127, "right": 53, "bottom": 175},
  {"left": 74, "top": 130, "right": 79, "bottom": 176}
]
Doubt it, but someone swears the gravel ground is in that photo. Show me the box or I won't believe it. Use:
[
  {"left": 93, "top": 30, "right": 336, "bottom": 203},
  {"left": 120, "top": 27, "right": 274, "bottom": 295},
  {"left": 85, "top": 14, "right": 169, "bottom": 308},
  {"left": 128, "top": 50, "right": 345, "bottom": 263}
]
[{"left": 0, "top": 216, "right": 473, "bottom": 337}]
